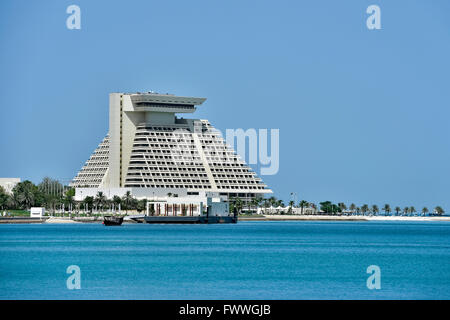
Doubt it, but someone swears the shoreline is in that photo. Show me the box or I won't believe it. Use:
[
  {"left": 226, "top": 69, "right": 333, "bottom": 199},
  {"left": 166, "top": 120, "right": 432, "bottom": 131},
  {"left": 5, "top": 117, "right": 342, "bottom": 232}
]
[
  {"left": 239, "top": 215, "right": 450, "bottom": 222},
  {"left": 1, "top": 215, "right": 450, "bottom": 224}
]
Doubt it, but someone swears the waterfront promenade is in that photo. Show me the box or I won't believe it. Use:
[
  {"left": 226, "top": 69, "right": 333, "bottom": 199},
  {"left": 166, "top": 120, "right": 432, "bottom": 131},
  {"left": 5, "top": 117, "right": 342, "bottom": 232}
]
[
  {"left": 1, "top": 215, "right": 449, "bottom": 224},
  {"left": 240, "top": 215, "right": 450, "bottom": 222}
]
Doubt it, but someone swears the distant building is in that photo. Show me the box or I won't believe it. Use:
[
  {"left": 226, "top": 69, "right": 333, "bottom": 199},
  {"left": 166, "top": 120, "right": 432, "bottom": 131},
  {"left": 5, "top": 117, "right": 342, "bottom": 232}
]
[
  {"left": 146, "top": 191, "right": 229, "bottom": 217},
  {"left": 30, "top": 207, "right": 45, "bottom": 218},
  {"left": 0, "top": 178, "right": 21, "bottom": 194},
  {"left": 71, "top": 92, "right": 272, "bottom": 203}
]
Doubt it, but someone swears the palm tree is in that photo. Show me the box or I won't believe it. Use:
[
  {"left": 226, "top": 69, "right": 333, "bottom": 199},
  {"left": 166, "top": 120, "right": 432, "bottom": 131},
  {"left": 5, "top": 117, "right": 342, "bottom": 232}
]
[
  {"left": 267, "top": 196, "right": 276, "bottom": 207},
  {"left": 251, "top": 197, "right": 261, "bottom": 214},
  {"left": 49, "top": 196, "right": 60, "bottom": 215},
  {"left": 256, "top": 197, "right": 263, "bottom": 209},
  {"left": 382, "top": 204, "right": 391, "bottom": 216},
  {"left": 63, "top": 188, "right": 75, "bottom": 215},
  {"left": 262, "top": 198, "right": 270, "bottom": 214},
  {"left": 299, "top": 200, "right": 308, "bottom": 215},
  {"left": 275, "top": 200, "right": 285, "bottom": 208},
  {"left": 136, "top": 199, "right": 147, "bottom": 213},
  {"left": 402, "top": 207, "right": 409, "bottom": 216},
  {"left": 356, "top": 207, "right": 361, "bottom": 215},
  {"left": 349, "top": 203, "right": 356, "bottom": 215},
  {"left": 94, "top": 191, "right": 107, "bottom": 213},
  {"left": 0, "top": 186, "right": 9, "bottom": 210},
  {"left": 234, "top": 197, "right": 243, "bottom": 214},
  {"left": 421, "top": 207, "right": 429, "bottom": 216},
  {"left": 371, "top": 205, "right": 379, "bottom": 216},
  {"left": 288, "top": 200, "right": 295, "bottom": 214},
  {"left": 434, "top": 206, "right": 444, "bottom": 216},
  {"left": 394, "top": 206, "right": 401, "bottom": 216},
  {"left": 13, "top": 181, "right": 36, "bottom": 210},
  {"left": 83, "top": 196, "right": 94, "bottom": 214},
  {"left": 112, "top": 195, "right": 122, "bottom": 214},
  {"left": 338, "top": 203, "right": 347, "bottom": 215},
  {"left": 409, "top": 206, "right": 416, "bottom": 216},
  {"left": 361, "top": 204, "right": 369, "bottom": 216},
  {"left": 121, "top": 191, "right": 134, "bottom": 214}
]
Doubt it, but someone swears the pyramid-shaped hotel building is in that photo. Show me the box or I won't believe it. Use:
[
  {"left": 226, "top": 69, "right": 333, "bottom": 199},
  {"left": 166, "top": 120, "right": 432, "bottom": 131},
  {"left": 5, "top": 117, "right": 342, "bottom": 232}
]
[{"left": 71, "top": 92, "right": 272, "bottom": 203}]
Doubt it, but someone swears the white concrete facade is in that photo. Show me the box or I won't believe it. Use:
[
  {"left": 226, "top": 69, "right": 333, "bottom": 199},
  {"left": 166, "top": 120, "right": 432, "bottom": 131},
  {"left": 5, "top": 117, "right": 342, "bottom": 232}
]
[
  {"left": 146, "top": 192, "right": 229, "bottom": 217},
  {"left": 30, "top": 207, "right": 45, "bottom": 218},
  {"left": 0, "top": 178, "right": 21, "bottom": 194}
]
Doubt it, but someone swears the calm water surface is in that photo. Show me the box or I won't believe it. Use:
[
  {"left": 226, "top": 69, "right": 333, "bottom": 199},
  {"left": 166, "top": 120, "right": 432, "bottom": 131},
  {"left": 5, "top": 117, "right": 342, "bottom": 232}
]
[{"left": 0, "top": 221, "right": 449, "bottom": 299}]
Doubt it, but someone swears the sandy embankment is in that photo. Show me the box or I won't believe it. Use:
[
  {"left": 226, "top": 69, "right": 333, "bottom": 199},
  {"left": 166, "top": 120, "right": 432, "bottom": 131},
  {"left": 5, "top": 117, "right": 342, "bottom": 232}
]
[
  {"left": 365, "top": 216, "right": 450, "bottom": 222},
  {"left": 44, "top": 217, "right": 81, "bottom": 224},
  {"left": 240, "top": 215, "right": 450, "bottom": 222}
]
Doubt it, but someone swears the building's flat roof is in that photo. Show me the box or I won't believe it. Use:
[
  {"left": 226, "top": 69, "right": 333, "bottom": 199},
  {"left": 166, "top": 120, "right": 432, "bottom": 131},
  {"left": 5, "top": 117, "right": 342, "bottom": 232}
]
[
  {"left": 0, "top": 178, "right": 21, "bottom": 182},
  {"left": 130, "top": 93, "right": 206, "bottom": 106}
]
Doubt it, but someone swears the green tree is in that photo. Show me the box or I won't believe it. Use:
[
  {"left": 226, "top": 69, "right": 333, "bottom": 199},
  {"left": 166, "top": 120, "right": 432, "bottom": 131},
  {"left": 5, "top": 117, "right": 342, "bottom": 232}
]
[
  {"left": 122, "top": 191, "right": 134, "bottom": 214},
  {"left": 299, "top": 200, "right": 309, "bottom": 215},
  {"left": 361, "top": 204, "right": 369, "bottom": 216},
  {"left": 371, "top": 205, "right": 379, "bottom": 216},
  {"left": 434, "top": 206, "right": 444, "bottom": 216},
  {"left": 262, "top": 198, "right": 270, "bottom": 214},
  {"left": 288, "top": 200, "right": 295, "bottom": 214},
  {"left": 394, "top": 206, "right": 401, "bottom": 216},
  {"left": 402, "top": 207, "right": 409, "bottom": 216},
  {"left": 382, "top": 204, "right": 391, "bottom": 216},
  {"left": 112, "top": 195, "right": 122, "bottom": 212},
  {"left": 268, "top": 196, "right": 277, "bottom": 207},
  {"left": 7, "top": 191, "right": 19, "bottom": 210},
  {"left": 251, "top": 197, "right": 262, "bottom": 213},
  {"left": 0, "top": 186, "right": 9, "bottom": 210},
  {"left": 275, "top": 199, "right": 285, "bottom": 208},
  {"left": 229, "top": 196, "right": 236, "bottom": 214},
  {"left": 38, "top": 177, "right": 64, "bottom": 212},
  {"left": 136, "top": 199, "right": 147, "bottom": 213},
  {"left": 338, "top": 203, "right": 347, "bottom": 214},
  {"left": 12, "top": 180, "right": 37, "bottom": 210},
  {"left": 409, "top": 206, "right": 416, "bottom": 216},
  {"left": 421, "top": 207, "right": 429, "bottom": 216},
  {"left": 349, "top": 203, "right": 356, "bottom": 215},
  {"left": 234, "top": 197, "right": 243, "bottom": 214},
  {"left": 63, "top": 188, "right": 75, "bottom": 213},
  {"left": 94, "top": 191, "right": 107, "bottom": 213},
  {"left": 83, "top": 196, "right": 94, "bottom": 213},
  {"left": 320, "top": 201, "right": 341, "bottom": 214}
]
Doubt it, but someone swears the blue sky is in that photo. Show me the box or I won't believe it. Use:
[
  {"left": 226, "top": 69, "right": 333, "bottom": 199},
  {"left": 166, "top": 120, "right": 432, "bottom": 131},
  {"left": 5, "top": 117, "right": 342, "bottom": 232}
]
[{"left": 0, "top": 0, "right": 449, "bottom": 211}]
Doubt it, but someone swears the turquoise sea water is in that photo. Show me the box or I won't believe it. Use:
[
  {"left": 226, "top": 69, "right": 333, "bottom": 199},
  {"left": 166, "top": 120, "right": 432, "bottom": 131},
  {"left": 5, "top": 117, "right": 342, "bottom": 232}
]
[{"left": 0, "top": 221, "right": 449, "bottom": 300}]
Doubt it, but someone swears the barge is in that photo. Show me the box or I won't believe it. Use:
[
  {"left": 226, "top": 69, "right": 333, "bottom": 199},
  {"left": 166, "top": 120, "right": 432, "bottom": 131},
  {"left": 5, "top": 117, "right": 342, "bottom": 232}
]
[
  {"left": 142, "top": 194, "right": 238, "bottom": 224},
  {"left": 143, "top": 214, "right": 237, "bottom": 224}
]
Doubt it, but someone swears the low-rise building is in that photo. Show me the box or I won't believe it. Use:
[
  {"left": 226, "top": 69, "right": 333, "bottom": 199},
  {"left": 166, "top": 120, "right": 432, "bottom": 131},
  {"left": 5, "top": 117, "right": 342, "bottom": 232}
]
[
  {"left": 0, "top": 178, "right": 21, "bottom": 194},
  {"left": 147, "top": 192, "right": 229, "bottom": 217},
  {"left": 30, "top": 207, "right": 45, "bottom": 218}
]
